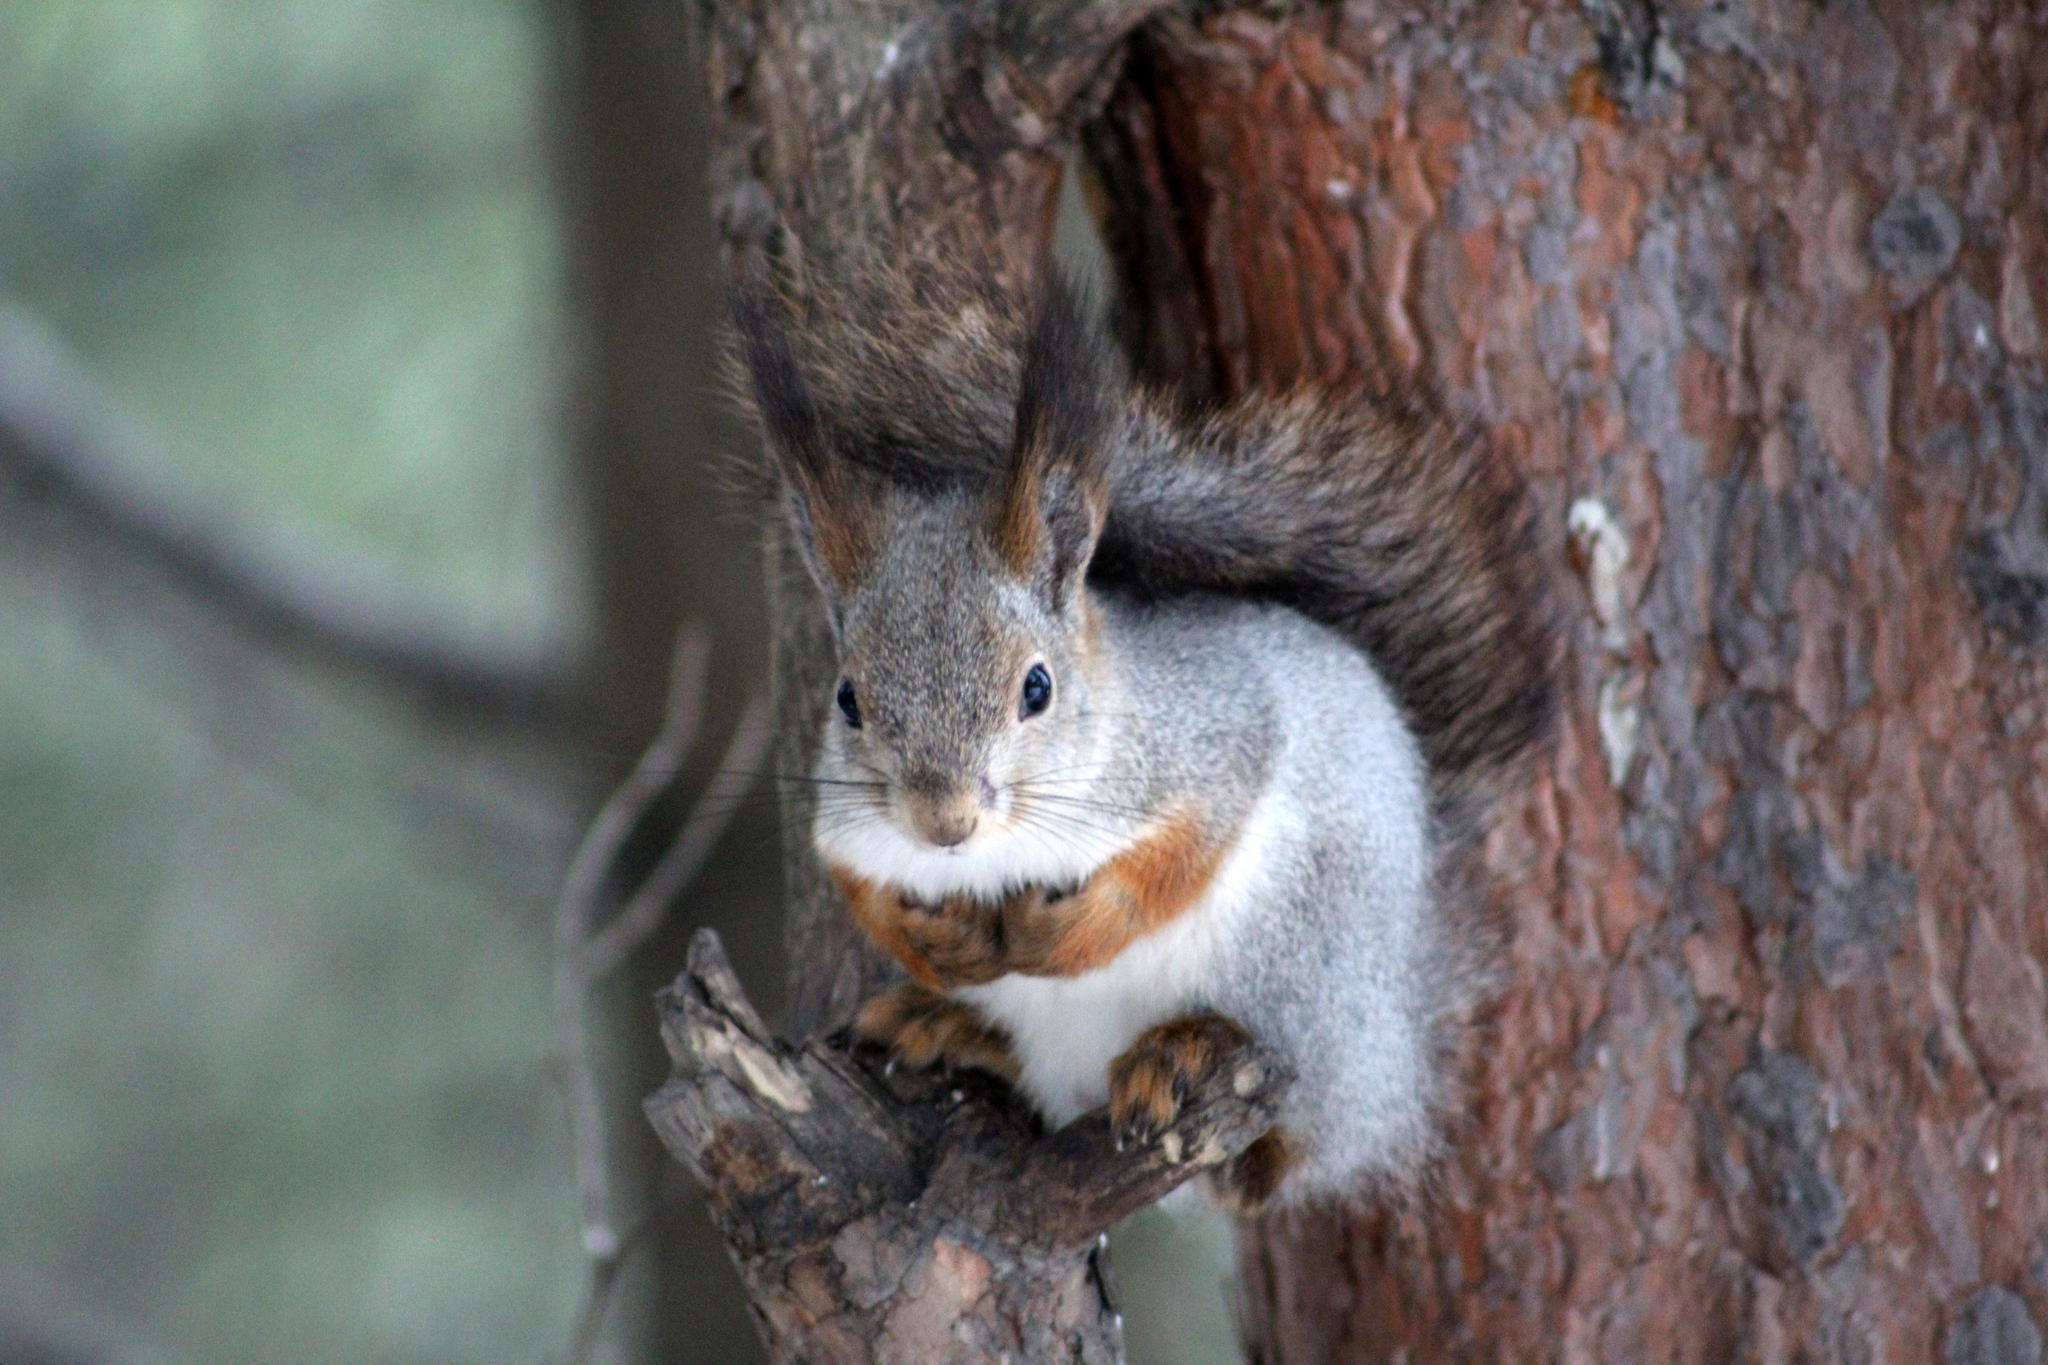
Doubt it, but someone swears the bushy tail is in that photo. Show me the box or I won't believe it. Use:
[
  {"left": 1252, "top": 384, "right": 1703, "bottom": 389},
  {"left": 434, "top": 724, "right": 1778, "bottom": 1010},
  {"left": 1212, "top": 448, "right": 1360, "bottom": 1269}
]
[{"left": 1099, "top": 388, "right": 1556, "bottom": 843}]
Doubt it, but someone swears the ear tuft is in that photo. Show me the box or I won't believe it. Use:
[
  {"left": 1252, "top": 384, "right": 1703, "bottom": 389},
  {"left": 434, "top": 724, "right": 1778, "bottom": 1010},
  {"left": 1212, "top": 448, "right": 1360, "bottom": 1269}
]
[
  {"left": 992, "top": 270, "right": 1119, "bottom": 605},
  {"left": 731, "top": 283, "right": 876, "bottom": 598}
]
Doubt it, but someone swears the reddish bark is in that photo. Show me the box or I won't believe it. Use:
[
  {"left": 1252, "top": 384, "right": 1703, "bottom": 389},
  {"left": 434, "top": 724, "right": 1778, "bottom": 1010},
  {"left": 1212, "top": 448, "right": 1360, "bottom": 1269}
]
[{"left": 1090, "top": 4, "right": 2048, "bottom": 1359}]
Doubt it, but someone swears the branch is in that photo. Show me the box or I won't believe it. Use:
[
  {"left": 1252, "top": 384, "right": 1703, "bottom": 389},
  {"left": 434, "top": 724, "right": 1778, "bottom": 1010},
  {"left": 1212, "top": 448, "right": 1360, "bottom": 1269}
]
[
  {"left": 644, "top": 929, "right": 1290, "bottom": 1365},
  {"left": 582, "top": 690, "right": 772, "bottom": 979},
  {"left": 550, "top": 626, "right": 769, "bottom": 1363},
  {"left": 0, "top": 300, "right": 576, "bottom": 724}
]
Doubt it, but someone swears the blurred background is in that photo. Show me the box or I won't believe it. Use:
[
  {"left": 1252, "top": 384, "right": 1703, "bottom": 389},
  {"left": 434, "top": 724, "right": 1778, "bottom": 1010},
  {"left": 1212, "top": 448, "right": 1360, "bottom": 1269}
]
[{"left": 0, "top": 4, "right": 1232, "bottom": 1362}]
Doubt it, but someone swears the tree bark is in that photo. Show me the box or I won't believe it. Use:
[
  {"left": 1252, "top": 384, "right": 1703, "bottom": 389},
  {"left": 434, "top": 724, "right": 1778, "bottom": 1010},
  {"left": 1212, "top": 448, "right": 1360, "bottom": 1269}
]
[
  {"left": 652, "top": 0, "right": 2048, "bottom": 1361},
  {"left": 1087, "top": 5, "right": 2048, "bottom": 1361}
]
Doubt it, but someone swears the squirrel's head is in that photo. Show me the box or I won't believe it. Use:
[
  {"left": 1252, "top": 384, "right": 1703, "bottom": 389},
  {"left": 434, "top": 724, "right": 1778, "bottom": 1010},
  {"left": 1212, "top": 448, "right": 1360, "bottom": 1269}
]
[{"left": 736, "top": 271, "right": 1124, "bottom": 875}]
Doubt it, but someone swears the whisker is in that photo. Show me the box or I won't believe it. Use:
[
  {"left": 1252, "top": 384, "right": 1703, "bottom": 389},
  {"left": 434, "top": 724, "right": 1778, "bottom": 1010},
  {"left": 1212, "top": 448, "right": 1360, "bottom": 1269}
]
[
  {"left": 719, "top": 770, "right": 889, "bottom": 790},
  {"left": 1011, "top": 806, "right": 1130, "bottom": 842},
  {"left": 1010, "top": 789, "right": 1154, "bottom": 820}
]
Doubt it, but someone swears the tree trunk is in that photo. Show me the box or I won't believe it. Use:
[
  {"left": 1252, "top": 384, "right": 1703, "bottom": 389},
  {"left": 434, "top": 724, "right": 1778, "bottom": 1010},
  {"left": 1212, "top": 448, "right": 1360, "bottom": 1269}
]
[
  {"left": 1091, "top": 5, "right": 2048, "bottom": 1361},
  {"left": 652, "top": 1, "right": 2048, "bottom": 1361}
]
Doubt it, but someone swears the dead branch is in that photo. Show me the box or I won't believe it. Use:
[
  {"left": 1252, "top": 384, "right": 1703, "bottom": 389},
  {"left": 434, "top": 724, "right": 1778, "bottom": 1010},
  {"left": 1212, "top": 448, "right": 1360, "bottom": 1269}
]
[
  {"left": 581, "top": 691, "right": 772, "bottom": 979},
  {"left": 551, "top": 625, "right": 770, "bottom": 1362},
  {"left": 644, "top": 929, "right": 1289, "bottom": 1365}
]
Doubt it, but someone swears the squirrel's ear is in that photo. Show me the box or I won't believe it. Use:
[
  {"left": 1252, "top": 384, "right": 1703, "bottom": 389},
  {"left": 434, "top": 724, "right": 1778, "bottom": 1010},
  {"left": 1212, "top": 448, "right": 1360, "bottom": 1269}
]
[
  {"left": 731, "top": 284, "right": 879, "bottom": 612},
  {"left": 992, "top": 270, "right": 1117, "bottom": 610}
]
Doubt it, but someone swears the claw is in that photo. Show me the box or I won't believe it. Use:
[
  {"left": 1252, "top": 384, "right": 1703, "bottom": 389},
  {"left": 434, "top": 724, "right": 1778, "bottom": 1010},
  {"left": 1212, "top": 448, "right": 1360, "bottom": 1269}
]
[{"left": 1107, "top": 1013, "right": 1255, "bottom": 1159}]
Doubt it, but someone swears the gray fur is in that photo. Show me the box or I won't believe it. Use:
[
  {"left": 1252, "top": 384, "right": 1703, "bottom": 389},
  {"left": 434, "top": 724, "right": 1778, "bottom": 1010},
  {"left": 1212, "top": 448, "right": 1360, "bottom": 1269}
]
[
  {"left": 957, "top": 592, "right": 1444, "bottom": 1195},
  {"left": 801, "top": 479, "right": 1447, "bottom": 1199}
]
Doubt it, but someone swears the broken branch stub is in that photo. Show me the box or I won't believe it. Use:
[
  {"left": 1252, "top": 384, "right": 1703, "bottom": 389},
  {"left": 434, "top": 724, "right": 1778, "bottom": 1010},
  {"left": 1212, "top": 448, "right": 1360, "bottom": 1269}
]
[{"left": 645, "top": 928, "right": 1289, "bottom": 1364}]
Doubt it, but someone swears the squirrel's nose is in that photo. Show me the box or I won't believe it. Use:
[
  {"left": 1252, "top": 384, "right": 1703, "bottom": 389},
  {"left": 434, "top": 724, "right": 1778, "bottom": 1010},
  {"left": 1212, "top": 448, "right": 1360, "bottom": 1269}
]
[
  {"left": 919, "top": 810, "right": 978, "bottom": 847},
  {"left": 903, "top": 782, "right": 981, "bottom": 848}
]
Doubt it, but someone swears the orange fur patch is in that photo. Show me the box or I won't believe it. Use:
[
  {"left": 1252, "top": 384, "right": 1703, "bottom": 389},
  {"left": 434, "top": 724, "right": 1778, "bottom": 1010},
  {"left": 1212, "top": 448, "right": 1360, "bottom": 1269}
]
[
  {"left": 813, "top": 520, "right": 866, "bottom": 591},
  {"left": 830, "top": 866, "right": 942, "bottom": 990},
  {"left": 803, "top": 470, "right": 873, "bottom": 592},
  {"left": 1023, "top": 807, "right": 1234, "bottom": 976},
  {"left": 1107, "top": 1012, "right": 1255, "bottom": 1138},
  {"left": 832, "top": 807, "right": 1234, "bottom": 986},
  {"left": 990, "top": 461, "right": 1045, "bottom": 577},
  {"left": 854, "top": 983, "right": 1019, "bottom": 1082}
]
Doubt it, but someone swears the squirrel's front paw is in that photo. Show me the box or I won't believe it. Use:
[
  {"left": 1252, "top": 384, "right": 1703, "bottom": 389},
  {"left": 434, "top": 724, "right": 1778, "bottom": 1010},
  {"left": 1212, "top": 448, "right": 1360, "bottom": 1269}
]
[
  {"left": 890, "top": 890, "right": 1009, "bottom": 987},
  {"left": 993, "top": 881, "right": 1092, "bottom": 976},
  {"left": 853, "top": 983, "right": 1020, "bottom": 1083},
  {"left": 1108, "top": 1012, "right": 1255, "bottom": 1145}
]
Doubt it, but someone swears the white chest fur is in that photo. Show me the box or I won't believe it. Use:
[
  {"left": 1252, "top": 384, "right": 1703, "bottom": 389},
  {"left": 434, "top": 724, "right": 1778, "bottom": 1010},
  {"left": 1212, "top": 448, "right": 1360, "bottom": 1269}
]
[
  {"left": 813, "top": 784, "right": 1137, "bottom": 905},
  {"left": 953, "top": 788, "right": 1285, "bottom": 1125}
]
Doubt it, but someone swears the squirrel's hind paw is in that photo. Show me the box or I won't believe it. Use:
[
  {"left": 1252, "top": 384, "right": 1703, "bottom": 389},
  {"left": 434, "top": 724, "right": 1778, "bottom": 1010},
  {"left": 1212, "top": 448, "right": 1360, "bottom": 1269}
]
[
  {"left": 1210, "top": 1126, "right": 1301, "bottom": 1214},
  {"left": 853, "top": 983, "right": 1021, "bottom": 1084},
  {"left": 1107, "top": 1012, "right": 1255, "bottom": 1145}
]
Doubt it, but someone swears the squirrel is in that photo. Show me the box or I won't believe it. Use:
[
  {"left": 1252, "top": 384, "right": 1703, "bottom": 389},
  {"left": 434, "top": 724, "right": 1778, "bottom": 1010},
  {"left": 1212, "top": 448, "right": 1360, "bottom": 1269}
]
[{"left": 732, "top": 261, "right": 1553, "bottom": 1206}]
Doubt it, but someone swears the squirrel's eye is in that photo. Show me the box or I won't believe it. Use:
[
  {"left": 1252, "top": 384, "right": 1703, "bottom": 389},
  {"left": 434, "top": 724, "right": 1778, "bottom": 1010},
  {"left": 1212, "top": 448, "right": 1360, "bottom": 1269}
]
[
  {"left": 1020, "top": 663, "right": 1053, "bottom": 719},
  {"left": 836, "top": 678, "right": 861, "bottom": 728}
]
